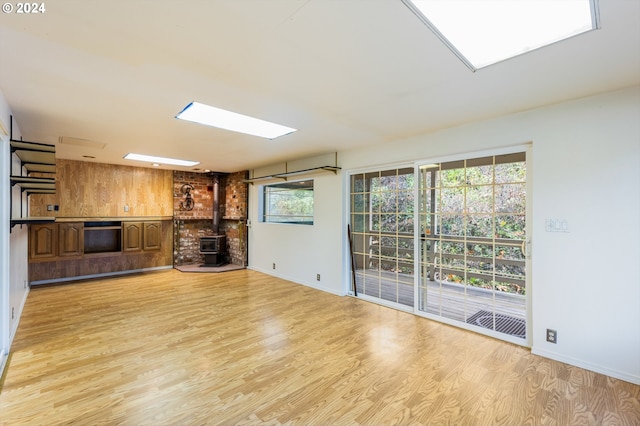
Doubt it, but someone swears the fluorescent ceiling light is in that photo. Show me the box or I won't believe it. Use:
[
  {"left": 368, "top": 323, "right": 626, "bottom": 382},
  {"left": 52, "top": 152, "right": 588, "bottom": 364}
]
[
  {"left": 124, "top": 153, "right": 200, "bottom": 167},
  {"left": 176, "top": 102, "right": 297, "bottom": 139},
  {"left": 403, "top": 0, "right": 599, "bottom": 70}
]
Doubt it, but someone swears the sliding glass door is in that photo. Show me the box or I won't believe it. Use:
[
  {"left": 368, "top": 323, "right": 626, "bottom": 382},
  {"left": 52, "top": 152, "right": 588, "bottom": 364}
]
[
  {"left": 417, "top": 153, "right": 528, "bottom": 341},
  {"left": 348, "top": 152, "right": 528, "bottom": 343},
  {"left": 349, "top": 167, "right": 415, "bottom": 308}
]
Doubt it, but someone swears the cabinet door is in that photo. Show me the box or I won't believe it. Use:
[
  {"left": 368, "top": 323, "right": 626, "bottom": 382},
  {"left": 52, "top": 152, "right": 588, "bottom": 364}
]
[
  {"left": 29, "top": 224, "right": 58, "bottom": 260},
  {"left": 58, "top": 222, "right": 84, "bottom": 257},
  {"left": 122, "top": 222, "right": 143, "bottom": 252},
  {"left": 143, "top": 221, "right": 161, "bottom": 251}
]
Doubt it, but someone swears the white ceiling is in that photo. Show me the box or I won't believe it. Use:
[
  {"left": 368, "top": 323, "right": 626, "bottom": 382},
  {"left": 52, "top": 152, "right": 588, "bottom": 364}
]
[{"left": 1, "top": 0, "right": 638, "bottom": 173}]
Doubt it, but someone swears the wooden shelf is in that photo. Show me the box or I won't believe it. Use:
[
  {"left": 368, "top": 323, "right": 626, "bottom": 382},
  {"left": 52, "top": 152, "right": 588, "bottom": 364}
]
[
  {"left": 10, "top": 176, "right": 56, "bottom": 192},
  {"left": 25, "top": 189, "right": 56, "bottom": 195},
  {"left": 10, "top": 137, "right": 57, "bottom": 230},
  {"left": 10, "top": 140, "right": 56, "bottom": 173},
  {"left": 56, "top": 216, "right": 173, "bottom": 222}
]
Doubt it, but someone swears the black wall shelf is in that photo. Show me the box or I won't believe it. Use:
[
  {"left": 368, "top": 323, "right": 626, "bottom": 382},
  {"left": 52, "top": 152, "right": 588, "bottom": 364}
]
[{"left": 8, "top": 116, "right": 57, "bottom": 231}]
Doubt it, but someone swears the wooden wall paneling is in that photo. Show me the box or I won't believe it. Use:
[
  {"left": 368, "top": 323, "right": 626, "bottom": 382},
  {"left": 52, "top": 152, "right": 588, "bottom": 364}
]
[
  {"left": 28, "top": 193, "right": 57, "bottom": 218},
  {"left": 30, "top": 159, "right": 173, "bottom": 218}
]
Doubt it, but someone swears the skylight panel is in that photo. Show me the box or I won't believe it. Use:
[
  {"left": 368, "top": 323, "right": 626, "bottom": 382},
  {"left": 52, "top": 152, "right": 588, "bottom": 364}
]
[
  {"left": 176, "top": 102, "right": 297, "bottom": 140},
  {"left": 403, "top": 0, "right": 599, "bottom": 70},
  {"left": 124, "top": 153, "right": 200, "bottom": 167}
]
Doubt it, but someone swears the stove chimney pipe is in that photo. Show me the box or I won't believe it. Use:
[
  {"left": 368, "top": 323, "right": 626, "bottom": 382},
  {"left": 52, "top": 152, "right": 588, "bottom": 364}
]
[{"left": 212, "top": 173, "right": 220, "bottom": 235}]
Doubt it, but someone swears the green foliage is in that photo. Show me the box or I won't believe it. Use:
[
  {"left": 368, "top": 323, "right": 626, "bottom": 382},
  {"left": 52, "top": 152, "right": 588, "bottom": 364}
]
[
  {"left": 350, "top": 159, "right": 527, "bottom": 295},
  {"left": 265, "top": 186, "right": 313, "bottom": 223}
]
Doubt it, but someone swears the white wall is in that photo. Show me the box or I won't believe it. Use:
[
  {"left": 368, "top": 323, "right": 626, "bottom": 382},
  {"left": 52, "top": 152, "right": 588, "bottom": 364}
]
[
  {"left": 249, "top": 171, "right": 344, "bottom": 295},
  {"left": 248, "top": 86, "right": 640, "bottom": 384},
  {"left": 0, "top": 90, "right": 30, "bottom": 377},
  {"left": 0, "top": 93, "right": 10, "bottom": 374}
]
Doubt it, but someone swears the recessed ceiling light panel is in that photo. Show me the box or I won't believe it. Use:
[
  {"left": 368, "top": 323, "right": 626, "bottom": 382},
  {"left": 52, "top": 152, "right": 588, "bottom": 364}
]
[
  {"left": 124, "top": 153, "right": 200, "bottom": 167},
  {"left": 176, "top": 102, "right": 297, "bottom": 139},
  {"left": 403, "top": 0, "right": 599, "bottom": 70}
]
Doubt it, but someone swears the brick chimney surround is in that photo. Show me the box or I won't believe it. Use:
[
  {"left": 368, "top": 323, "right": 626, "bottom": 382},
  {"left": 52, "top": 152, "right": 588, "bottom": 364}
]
[{"left": 173, "top": 170, "right": 248, "bottom": 267}]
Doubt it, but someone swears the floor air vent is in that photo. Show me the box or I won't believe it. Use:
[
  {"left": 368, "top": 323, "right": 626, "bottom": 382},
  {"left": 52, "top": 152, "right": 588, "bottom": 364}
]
[{"left": 466, "top": 310, "right": 526, "bottom": 339}]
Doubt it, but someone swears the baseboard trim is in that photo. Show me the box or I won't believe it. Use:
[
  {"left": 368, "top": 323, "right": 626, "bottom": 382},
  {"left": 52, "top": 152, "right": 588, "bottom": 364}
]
[
  {"left": 247, "top": 266, "right": 347, "bottom": 297},
  {"left": 30, "top": 265, "right": 173, "bottom": 286},
  {"left": 10, "top": 285, "right": 29, "bottom": 342},
  {"left": 532, "top": 347, "right": 640, "bottom": 385}
]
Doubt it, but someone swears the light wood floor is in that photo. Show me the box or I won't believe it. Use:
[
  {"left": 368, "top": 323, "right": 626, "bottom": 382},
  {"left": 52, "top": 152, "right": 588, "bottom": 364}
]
[{"left": 1, "top": 269, "right": 638, "bottom": 425}]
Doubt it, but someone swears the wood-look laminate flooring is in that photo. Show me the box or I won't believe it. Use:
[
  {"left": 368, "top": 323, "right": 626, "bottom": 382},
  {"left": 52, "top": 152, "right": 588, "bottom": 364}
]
[{"left": 1, "top": 269, "right": 638, "bottom": 425}]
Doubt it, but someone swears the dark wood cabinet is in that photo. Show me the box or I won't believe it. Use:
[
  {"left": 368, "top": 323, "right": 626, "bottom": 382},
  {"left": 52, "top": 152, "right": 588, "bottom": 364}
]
[
  {"left": 122, "top": 222, "right": 143, "bottom": 252},
  {"left": 58, "top": 222, "right": 84, "bottom": 257},
  {"left": 123, "top": 221, "right": 161, "bottom": 252},
  {"left": 29, "top": 223, "right": 58, "bottom": 260},
  {"left": 30, "top": 222, "right": 84, "bottom": 260},
  {"left": 30, "top": 219, "right": 163, "bottom": 264},
  {"left": 29, "top": 219, "right": 171, "bottom": 283},
  {"left": 143, "top": 221, "right": 161, "bottom": 251}
]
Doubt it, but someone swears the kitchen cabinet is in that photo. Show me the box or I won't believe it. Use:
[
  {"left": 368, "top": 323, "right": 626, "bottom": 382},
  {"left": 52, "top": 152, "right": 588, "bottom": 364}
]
[
  {"left": 28, "top": 219, "right": 170, "bottom": 284},
  {"left": 29, "top": 223, "right": 57, "bottom": 260},
  {"left": 29, "top": 222, "right": 84, "bottom": 260},
  {"left": 58, "top": 222, "right": 84, "bottom": 257},
  {"left": 143, "top": 221, "right": 161, "bottom": 251},
  {"left": 122, "top": 222, "right": 143, "bottom": 252},
  {"left": 29, "top": 219, "right": 162, "bottom": 260},
  {"left": 123, "top": 221, "right": 161, "bottom": 252}
]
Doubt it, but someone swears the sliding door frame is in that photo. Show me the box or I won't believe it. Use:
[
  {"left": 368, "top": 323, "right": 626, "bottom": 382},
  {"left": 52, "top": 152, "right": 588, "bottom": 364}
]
[
  {"left": 413, "top": 144, "right": 532, "bottom": 347},
  {"left": 344, "top": 144, "right": 532, "bottom": 347},
  {"left": 345, "top": 162, "right": 415, "bottom": 312}
]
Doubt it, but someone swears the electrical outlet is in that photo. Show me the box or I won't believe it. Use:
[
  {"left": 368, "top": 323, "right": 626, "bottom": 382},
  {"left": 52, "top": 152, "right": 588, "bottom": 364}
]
[
  {"left": 272, "top": 263, "right": 276, "bottom": 270},
  {"left": 47, "top": 204, "right": 54, "bottom": 211},
  {"left": 316, "top": 274, "right": 321, "bottom": 281},
  {"left": 546, "top": 329, "right": 557, "bottom": 343},
  {"left": 124, "top": 205, "right": 129, "bottom": 212}
]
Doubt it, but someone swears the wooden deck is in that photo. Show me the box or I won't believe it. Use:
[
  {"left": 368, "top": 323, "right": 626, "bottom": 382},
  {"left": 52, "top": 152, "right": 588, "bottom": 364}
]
[{"left": 355, "top": 269, "right": 526, "bottom": 336}]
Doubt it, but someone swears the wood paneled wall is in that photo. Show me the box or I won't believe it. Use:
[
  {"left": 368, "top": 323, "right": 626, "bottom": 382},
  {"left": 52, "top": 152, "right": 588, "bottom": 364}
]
[{"left": 30, "top": 159, "right": 173, "bottom": 217}]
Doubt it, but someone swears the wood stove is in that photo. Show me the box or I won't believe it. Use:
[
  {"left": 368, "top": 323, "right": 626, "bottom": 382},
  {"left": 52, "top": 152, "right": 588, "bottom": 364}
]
[{"left": 200, "top": 235, "right": 226, "bottom": 266}]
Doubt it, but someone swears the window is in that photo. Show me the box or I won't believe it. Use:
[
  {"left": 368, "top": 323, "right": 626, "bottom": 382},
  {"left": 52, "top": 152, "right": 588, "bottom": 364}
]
[{"left": 262, "top": 180, "right": 314, "bottom": 225}]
